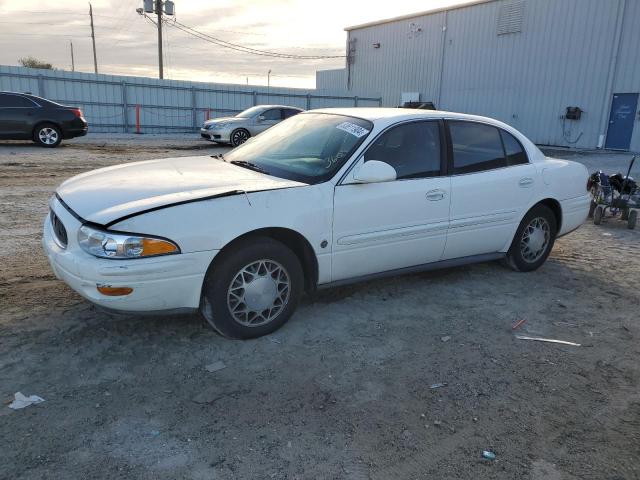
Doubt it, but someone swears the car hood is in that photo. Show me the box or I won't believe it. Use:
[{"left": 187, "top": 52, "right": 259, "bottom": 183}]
[
  {"left": 56, "top": 155, "right": 304, "bottom": 225},
  {"left": 204, "top": 117, "right": 244, "bottom": 126}
]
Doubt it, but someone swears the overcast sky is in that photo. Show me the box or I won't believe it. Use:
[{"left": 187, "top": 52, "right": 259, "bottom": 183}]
[{"left": 0, "top": 0, "right": 467, "bottom": 88}]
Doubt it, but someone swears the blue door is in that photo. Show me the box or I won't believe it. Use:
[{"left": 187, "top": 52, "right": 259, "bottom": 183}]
[{"left": 605, "top": 93, "right": 638, "bottom": 150}]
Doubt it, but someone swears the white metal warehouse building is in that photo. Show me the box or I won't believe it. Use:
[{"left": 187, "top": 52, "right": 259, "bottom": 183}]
[{"left": 316, "top": 0, "right": 640, "bottom": 152}]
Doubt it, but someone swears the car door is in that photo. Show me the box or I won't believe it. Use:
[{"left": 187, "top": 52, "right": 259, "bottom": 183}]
[
  {"left": 0, "top": 93, "right": 38, "bottom": 138},
  {"left": 332, "top": 120, "right": 451, "bottom": 281},
  {"left": 442, "top": 120, "right": 537, "bottom": 260},
  {"left": 253, "top": 108, "right": 283, "bottom": 134}
]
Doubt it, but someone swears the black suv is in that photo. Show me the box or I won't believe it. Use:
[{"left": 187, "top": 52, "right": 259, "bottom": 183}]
[{"left": 0, "top": 91, "right": 88, "bottom": 147}]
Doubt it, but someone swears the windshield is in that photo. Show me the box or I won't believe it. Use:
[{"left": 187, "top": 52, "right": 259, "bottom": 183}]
[
  {"left": 224, "top": 113, "right": 373, "bottom": 184},
  {"left": 235, "top": 106, "right": 265, "bottom": 118}
]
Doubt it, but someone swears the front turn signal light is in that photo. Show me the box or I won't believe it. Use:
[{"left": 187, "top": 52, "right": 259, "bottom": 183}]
[{"left": 97, "top": 285, "right": 134, "bottom": 296}]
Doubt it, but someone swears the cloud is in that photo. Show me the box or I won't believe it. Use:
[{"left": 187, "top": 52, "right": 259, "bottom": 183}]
[{"left": 0, "top": 0, "right": 462, "bottom": 88}]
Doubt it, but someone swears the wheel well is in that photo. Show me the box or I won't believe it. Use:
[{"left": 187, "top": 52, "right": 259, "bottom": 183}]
[
  {"left": 211, "top": 228, "right": 319, "bottom": 292},
  {"left": 537, "top": 198, "right": 562, "bottom": 232},
  {"left": 32, "top": 121, "right": 60, "bottom": 138}
]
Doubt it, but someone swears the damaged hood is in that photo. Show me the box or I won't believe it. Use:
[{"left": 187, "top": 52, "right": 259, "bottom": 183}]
[{"left": 56, "top": 155, "right": 304, "bottom": 225}]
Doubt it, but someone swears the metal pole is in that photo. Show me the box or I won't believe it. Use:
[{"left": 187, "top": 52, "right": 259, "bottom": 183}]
[
  {"left": 89, "top": 3, "right": 98, "bottom": 74},
  {"left": 70, "top": 40, "right": 75, "bottom": 72},
  {"left": 156, "top": 0, "right": 164, "bottom": 79},
  {"left": 121, "top": 81, "right": 128, "bottom": 133}
]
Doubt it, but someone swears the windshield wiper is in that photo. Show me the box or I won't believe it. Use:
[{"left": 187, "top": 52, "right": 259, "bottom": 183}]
[
  {"left": 211, "top": 153, "right": 226, "bottom": 161},
  {"left": 230, "top": 160, "right": 269, "bottom": 175}
]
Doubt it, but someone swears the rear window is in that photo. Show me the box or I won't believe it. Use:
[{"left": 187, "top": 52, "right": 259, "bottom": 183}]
[
  {"left": 449, "top": 121, "right": 507, "bottom": 174},
  {"left": 500, "top": 130, "right": 528, "bottom": 165}
]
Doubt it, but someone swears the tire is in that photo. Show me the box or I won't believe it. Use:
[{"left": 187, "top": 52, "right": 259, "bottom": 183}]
[
  {"left": 621, "top": 208, "right": 629, "bottom": 221},
  {"left": 588, "top": 200, "right": 597, "bottom": 218},
  {"left": 504, "top": 204, "right": 557, "bottom": 272},
  {"left": 200, "top": 237, "right": 304, "bottom": 339},
  {"left": 628, "top": 210, "right": 637, "bottom": 230},
  {"left": 33, "top": 123, "right": 62, "bottom": 148},
  {"left": 230, "top": 128, "right": 250, "bottom": 147},
  {"left": 593, "top": 205, "right": 604, "bottom": 225}
]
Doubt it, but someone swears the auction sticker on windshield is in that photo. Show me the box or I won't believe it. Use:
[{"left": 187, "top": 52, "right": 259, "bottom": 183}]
[{"left": 336, "top": 122, "right": 370, "bottom": 138}]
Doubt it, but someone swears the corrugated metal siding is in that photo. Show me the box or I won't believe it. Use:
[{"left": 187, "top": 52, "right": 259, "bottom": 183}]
[
  {"left": 612, "top": 0, "right": 640, "bottom": 152},
  {"left": 439, "top": 0, "right": 618, "bottom": 149},
  {"left": 316, "top": 69, "right": 347, "bottom": 91},
  {"left": 0, "top": 65, "right": 381, "bottom": 133},
  {"left": 345, "top": 0, "right": 637, "bottom": 150},
  {"left": 347, "top": 11, "right": 445, "bottom": 107}
]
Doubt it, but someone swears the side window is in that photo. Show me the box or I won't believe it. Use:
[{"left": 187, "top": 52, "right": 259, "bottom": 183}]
[
  {"left": 500, "top": 129, "right": 528, "bottom": 165},
  {"left": 262, "top": 109, "right": 283, "bottom": 121},
  {"left": 449, "top": 121, "right": 507, "bottom": 174},
  {"left": 364, "top": 121, "right": 441, "bottom": 179},
  {"left": 0, "top": 94, "right": 35, "bottom": 108},
  {"left": 284, "top": 108, "right": 300, "bottom": 119}
]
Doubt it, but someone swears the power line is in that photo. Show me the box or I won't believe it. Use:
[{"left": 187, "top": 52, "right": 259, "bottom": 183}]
[{"left": 164, "top": 18, "right": 345, "bottom": 60}]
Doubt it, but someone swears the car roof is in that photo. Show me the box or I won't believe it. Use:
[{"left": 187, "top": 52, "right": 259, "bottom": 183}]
[
  {"left": 257, "top": 105, "right": 304, "bottom": 110},
  {"left": 307, "top": 107, "right": 544, "bottom": 161},
  {"left": 308, "top": 107, "right": 500, "bottom": 123}
]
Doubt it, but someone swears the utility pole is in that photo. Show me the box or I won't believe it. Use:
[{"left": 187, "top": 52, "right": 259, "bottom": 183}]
[
  {"left": 89, "top": 3, "right": 98, "bottom": 74},
  {"left": 267, "top": 69, "right": 271, "bottom": 88},
  {"left": 156, "top": 0, "right": 163, "bottom": 79},
  {"left": 70, "top": 40, "right": 75, "bottom": 72}
]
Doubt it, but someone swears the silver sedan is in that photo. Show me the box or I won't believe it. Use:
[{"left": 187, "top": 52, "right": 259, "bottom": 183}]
[{"left": 200, "top": 105, "right": 304, "bottom": 147}]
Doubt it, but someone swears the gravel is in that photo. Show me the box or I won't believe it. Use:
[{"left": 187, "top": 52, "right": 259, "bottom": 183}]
[{"left": 1, "top": 135, "right": 639, "bottom": 479}]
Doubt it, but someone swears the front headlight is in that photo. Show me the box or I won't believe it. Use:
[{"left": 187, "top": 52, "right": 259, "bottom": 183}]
[
  {"left": 77, "top": 225, "right": 180, "bottom": 259},
  {"left": 211, "top": 122, "right": 229, "bottom": 129}
]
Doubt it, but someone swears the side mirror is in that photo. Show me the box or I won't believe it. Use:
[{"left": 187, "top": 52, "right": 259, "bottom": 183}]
[
  {"left": 257, "top": 115, "right": 265, "bottom": 122},
  {"left": 352, "top": 160, "right": 397, "bottom": 184}
]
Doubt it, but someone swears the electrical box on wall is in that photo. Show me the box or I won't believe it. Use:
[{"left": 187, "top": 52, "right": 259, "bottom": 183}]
[{"left": 565, "top": 106, "right": 582, "bottom": 120}]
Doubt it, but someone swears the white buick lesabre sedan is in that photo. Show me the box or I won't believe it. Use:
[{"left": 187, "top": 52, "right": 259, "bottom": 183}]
[{"left": 44, "top": 108, "right": 590, "bottom": 339}]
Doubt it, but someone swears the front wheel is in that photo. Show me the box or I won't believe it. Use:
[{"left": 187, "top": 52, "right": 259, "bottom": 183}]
[
  {"left": 200, "top": 237, "right": 304, "bottom": 339},
  {"left": 230, "top": 128, "right": 250, "bottom": 147},
  {"left": 504, "top": 204, "right": 557, "bottom": 272}
]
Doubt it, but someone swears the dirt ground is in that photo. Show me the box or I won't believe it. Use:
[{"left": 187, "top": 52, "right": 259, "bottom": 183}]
[{"left": 1, "top": 135, "right": 639, "bottom": 480}]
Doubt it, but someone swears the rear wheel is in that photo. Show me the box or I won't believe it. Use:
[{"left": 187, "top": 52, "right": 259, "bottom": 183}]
[
  {"left": 621, "top": 208, "right": 629, "bottom": 221},
  {"left": 593, "top": 205, "right": 604, "bottom": 225},
  {"left": 504, "top": 204, "right": 557, "bottom": 272},
  {"left": 34, "top": 123, "right": 62, "bottom": 148},
  {"left": 628, "top": 210, "right": 637, "bottom": 230},
  {"left": 200, "top": 237, "right": 304, "bottom": 339}
]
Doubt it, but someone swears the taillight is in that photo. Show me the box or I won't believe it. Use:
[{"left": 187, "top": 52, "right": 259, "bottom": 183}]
[{"left": 71, "top": 108, "right": 83, "bottom": 118}]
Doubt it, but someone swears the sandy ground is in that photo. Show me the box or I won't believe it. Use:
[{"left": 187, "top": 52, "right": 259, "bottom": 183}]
[{"left": 1, "top": 135, "right": 639, "bottom": 480}]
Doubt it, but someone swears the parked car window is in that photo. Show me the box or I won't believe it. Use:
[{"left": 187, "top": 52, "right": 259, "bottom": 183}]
[
  {"left": 224, "top": 113, "right": 372, "bottom": 184},
  {"left": 500, "top": 129, "right": 528, "bottom": 165},
  {"left": 449, "top": 121, "right": 507, "bottom": 174},
  {"left": 283, "top": 108, "right": 301, "bottom": 119},
  {"left": 262, "top": 109, "right": 283, "bottom": 121},
  {"left": 364, "top": 121, "right": 441, "bottom": 179},
  {"left": 0, "top": 94, "right": 36, "bottom": 108}
]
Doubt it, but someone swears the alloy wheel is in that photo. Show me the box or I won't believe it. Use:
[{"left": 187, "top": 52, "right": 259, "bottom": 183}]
[
  {"left": 232, "top": 130, "right": 249, "bottom": 146},
  {"left": 38, "top": 127, "right": 59, "bottom": 145}
]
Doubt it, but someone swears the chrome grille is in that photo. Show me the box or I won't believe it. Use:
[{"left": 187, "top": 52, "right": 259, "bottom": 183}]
[{"left": 50, "top": 210, "right": 68, "bottom": 248}]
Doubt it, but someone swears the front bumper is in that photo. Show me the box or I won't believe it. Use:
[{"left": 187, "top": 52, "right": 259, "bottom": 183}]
[
  {"left": 43, "top": 197, "right": 219, "bottom": 313},
  {"left": 200, "top": 126, "right": 232, "bottom": 143}
]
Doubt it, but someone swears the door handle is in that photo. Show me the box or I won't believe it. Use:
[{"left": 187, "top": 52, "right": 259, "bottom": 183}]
[
  {"left": 426, "top": 189, "right": 446, "bottom": 201},
  {"left": 519, "top": 177, "right": 534, "bottom": 187}
]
